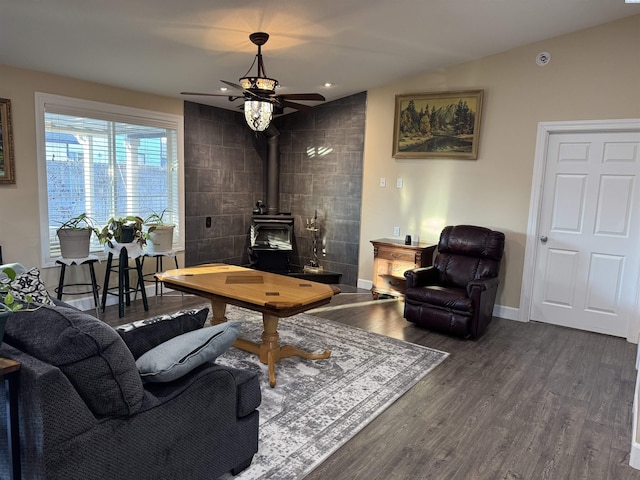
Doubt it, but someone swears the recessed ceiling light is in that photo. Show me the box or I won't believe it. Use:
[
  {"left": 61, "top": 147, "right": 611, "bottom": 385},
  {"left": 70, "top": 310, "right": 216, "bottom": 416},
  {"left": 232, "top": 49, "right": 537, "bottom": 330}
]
[
  {"left": 324, "top": 82, "right": 333, "bottom": 88},
  {"left": 220, "top": 87, "right": 228, "bottom": 92}
]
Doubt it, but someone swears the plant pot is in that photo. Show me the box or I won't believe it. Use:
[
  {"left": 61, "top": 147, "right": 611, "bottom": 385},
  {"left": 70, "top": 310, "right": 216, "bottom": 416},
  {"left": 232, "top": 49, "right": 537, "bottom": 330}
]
[
  {"left": 116, "top": 225, "right": 136, "bottom": 244},
  {"left": 57, "top": 228, "right": 92, "bottom": 259},
  {"left": 0, "top": 304, "right": 12, "bottom": 344},
  {"left": 146, "top": 225, "right": 175, "bottom": 253}
]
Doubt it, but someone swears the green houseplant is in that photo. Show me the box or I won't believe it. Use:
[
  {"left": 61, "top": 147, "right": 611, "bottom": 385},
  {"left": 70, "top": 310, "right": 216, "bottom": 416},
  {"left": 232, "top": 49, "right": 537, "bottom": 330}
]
[
  {"left": 97, "top": 216, "right": 145, "bottom": 248},
  {"left": 143, "top": 209, "right": 175, "bottom": 253},
  {"left": 56, "top": 213, "right": 98, "bottom": 259}
]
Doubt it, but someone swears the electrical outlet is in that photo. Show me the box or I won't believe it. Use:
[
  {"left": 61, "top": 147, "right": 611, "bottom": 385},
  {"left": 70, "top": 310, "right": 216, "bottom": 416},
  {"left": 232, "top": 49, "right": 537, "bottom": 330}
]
[
  {"left": 205, "top": 216, "right": 212, "bottom": 228},
  {"left": 379, "top": 177, "right": 386, "bottom": 188},
  {"left": 393, "top": 226, "right": 400, "bottom": 236}
]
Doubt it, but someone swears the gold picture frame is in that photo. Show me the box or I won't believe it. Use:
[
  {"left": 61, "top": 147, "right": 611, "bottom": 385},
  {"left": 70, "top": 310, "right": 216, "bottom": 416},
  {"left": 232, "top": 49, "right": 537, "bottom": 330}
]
[
  {"left": 0, "top": 98, "right": 16, "bottom": 184},
  {"left": 392, "top": 90, "right": 483, "bottom": 159}
]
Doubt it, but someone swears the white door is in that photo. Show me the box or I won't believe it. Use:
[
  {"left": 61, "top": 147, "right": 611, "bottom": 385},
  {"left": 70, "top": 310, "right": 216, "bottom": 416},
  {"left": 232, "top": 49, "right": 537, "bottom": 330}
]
[{"left": 530, "top": 130, "right": 640, "bottom": 337}]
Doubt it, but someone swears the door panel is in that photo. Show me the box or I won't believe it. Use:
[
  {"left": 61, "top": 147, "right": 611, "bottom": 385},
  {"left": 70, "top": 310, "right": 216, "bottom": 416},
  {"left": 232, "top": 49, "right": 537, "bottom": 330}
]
[
  {"left": 551, "top": 174, "right": 586, "bottom": 232},
  {"left": 531, "top": 131, "right": 640, "bottom": 337}
]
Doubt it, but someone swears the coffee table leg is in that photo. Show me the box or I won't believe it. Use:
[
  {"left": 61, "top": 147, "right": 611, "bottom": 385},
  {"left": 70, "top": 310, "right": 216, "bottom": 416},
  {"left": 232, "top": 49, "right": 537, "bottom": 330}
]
[
  {"left": 222, "top": 311, "right": 332, "bottom": 388},
  {"left": 261, "top": 315, "right": 281, "bottom": 387},
  {"left": 209, "top": 300, "right": 227, "bottom": 324},
  {"left": 267, "top": 350, "right": 277, "bottom": 388}
]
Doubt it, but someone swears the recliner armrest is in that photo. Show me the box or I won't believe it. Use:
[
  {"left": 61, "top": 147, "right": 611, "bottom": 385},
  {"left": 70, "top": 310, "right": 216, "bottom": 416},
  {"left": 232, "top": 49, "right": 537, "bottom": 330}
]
[
  {"left": 466, "top": 276, "right": 499, "bottom": 296},
  {"left": 404, "top": 266, "right": 439, "bottom": 288}
]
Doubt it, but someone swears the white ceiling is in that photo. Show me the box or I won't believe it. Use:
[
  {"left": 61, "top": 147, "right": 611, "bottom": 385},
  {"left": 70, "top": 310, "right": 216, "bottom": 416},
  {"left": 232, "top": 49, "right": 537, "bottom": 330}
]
[{"left": 2, "top": 0, "right": 639, "bottom": 112}]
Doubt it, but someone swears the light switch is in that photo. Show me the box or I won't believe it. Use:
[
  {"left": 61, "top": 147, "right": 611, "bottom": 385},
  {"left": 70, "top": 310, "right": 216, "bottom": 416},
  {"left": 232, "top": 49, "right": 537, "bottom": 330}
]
[
  {"left": 379, "top": 177, "right": 386, "bottom": 188},
  {"left": 396, "top": 178, "right": 403, "bottom": 188}
]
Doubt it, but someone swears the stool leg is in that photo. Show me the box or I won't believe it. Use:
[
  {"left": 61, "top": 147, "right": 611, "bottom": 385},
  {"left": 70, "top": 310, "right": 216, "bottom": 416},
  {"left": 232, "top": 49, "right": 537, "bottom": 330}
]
[
  {"left": 157, "top": 256, "right": 163, "bottom": 297},
  {"left": 174, "top": 256, "right": 183, "bottom": 298},
  {"left": 88, "top": 261, "right": 100, "bottom": 317},
  {"left": 134, "top": 256, "right": 145, "bottom": 302},
  {"left": 101, "top": 254, "right": 113, "bottom": 312},
  {"left": 135, "top": 257, "right": 149, "bottom": 312},
  {"left": 118, "top": 248, "right": 127, "bottom": 318},
  {"left": 57, "top": 263, "right": 67, "bottom": 301}
]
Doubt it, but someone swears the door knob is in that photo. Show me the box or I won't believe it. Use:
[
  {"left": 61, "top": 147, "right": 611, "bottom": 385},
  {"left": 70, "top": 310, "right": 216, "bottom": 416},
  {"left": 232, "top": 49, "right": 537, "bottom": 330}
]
[{"left": 540, "top": 235, "right": 548, "bottom": 243}]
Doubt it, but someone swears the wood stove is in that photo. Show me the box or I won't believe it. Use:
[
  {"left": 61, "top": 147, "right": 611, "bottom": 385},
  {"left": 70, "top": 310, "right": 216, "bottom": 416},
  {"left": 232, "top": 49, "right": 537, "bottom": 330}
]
[{"left": 249, "top": 214, "right": 294, "bottom": 273}]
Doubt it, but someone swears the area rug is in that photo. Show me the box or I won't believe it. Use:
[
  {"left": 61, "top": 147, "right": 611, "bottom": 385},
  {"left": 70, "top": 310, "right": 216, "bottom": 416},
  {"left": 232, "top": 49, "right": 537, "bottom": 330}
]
[{"left": 208, "top": 304, "right": 448, "bottom": 480}]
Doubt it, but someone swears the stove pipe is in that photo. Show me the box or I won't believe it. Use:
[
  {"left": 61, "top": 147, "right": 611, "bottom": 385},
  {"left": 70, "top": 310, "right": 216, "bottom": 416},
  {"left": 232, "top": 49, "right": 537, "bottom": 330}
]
[{"left": 264, "top": 124, "right": 280, "bottom": 215}]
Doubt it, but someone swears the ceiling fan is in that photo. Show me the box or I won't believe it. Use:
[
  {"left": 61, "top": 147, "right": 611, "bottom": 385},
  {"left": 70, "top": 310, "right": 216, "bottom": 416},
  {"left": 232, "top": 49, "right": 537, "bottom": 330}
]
[{"left": 181, "top": 32, "right": 326, "bottom": 131}]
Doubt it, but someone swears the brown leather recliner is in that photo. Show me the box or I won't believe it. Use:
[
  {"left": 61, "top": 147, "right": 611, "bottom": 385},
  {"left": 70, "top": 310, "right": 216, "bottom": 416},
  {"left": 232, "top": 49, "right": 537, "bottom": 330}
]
[{"left": 403, "top": 225, "right": 505, "bottom": 339}]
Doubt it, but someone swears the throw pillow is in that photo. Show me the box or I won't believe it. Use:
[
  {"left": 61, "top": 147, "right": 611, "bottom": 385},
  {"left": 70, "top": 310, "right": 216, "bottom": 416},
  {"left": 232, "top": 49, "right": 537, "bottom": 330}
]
[
  {"left": 0, "top": 266, "right": 55, "bottom": 306},
  {"left": 116, "top": 307, "right": 209, "bottom": 359},
  {"left": 136, "top": 322, "right": 241, "bottom": 383},
  {"left": 3, "top": 304, "right": 144, "bottom": 416}
]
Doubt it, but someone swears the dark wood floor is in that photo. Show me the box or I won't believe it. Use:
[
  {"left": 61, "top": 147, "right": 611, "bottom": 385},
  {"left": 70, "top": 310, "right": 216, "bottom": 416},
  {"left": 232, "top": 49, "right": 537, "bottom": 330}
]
[{"left": 100, "top": 287, "right": 640, "bottom": 480}]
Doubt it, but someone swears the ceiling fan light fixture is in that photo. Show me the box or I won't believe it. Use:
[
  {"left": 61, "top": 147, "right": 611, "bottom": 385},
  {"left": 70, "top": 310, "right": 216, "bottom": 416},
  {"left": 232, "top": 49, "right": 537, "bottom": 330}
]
[
  {"left": 244, "top": 99, "right": 273, "bottom": 131},
  {"left": 240, "top": 76, "right": 278, "bottom": 92}
]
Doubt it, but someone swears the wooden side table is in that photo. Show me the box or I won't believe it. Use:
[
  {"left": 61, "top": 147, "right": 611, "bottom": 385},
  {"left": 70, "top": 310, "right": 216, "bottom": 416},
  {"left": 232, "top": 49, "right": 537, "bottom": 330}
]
[
  {"left": 370, "top": 238, "right": 436, "bottom": 299},
  {"left": 1, "top": 357, "right": 21, "bottom": 480}
]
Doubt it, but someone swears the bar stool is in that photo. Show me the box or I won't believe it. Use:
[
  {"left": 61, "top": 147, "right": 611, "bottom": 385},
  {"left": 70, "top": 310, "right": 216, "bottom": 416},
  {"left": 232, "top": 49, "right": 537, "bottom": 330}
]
[
  {"left": 139, "top": 250, "right": 180, "bottom": 298},
  {"left": 101, "top": 242, "right": 148, "bottom": 318},
  {"left": 55, "top": 255, "right": 100, "bottom": 316}
]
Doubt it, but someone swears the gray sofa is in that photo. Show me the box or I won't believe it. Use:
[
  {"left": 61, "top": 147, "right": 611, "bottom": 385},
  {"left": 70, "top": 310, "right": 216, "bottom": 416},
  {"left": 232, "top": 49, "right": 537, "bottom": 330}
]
[{"left": 0, "top": 301, "right": 261, "bottom": 480}]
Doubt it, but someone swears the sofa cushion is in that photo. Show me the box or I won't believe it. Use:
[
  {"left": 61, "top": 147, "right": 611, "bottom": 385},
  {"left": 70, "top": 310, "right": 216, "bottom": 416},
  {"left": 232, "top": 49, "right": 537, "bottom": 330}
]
[
  {"left": 0, "top": 266, "right": 55, "bottom": 306},
  {"left": 116, "top": 307, "right": 209, "bottom": 359},
  {"left": 3, "top": 304, "right": 144, "bottom": 416},
  {"left": 137, "top": 322, "right": 241, "bottom": 383}
]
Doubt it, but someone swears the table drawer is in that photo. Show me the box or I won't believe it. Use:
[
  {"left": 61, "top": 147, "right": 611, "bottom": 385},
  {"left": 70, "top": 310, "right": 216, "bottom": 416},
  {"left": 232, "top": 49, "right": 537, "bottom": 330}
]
[
  {"left": 376, "top": 248, "right": 416, "bottom": 263},
  {"left": 376, "top": 259, "right": 412, "bottom": 277}
]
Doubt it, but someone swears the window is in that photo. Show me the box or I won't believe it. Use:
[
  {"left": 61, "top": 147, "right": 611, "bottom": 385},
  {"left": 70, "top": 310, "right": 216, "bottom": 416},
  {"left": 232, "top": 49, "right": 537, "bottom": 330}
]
[{"left": 36, "top": 93, "right": 184, "bottom": 265}]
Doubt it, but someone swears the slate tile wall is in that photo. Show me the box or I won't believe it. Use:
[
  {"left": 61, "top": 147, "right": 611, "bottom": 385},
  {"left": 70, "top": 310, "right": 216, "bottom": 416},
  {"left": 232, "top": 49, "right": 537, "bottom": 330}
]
[
  {"left": 275, "top": 92, "right": 366, "bottom": 286},
  {"left": 183, "top": 92, "right": 366, "bottom": 286},
  {"left": 184, "top": 101, "right": 264, "bottom": 267}
]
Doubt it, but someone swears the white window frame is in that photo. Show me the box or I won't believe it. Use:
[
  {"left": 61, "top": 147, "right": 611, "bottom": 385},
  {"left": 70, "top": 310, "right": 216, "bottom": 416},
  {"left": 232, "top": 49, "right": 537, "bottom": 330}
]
[{"left": 35, "top": 92, "right": 185, "bottom": 266}]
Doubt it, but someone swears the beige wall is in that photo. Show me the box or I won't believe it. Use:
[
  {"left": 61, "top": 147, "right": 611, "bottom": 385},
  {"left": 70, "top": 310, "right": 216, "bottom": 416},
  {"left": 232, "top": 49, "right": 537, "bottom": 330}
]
[
  {"left": 0, "top": 65, "right": 183, "bottom": 295},
  {"left": 359, "top": 14, "right": 640, "bottom": 313}
]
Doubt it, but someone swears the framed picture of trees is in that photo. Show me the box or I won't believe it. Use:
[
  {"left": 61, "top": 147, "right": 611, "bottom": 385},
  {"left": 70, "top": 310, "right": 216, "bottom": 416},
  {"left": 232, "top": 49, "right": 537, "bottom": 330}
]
[{"left": 392, "top": 90, "right": 483, "bottom": 159}]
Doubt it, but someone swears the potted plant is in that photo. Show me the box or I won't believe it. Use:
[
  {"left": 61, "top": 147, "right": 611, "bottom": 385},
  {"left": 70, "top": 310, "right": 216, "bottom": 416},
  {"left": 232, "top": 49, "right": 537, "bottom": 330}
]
[
  {"left": 144, "top": 209, "right": 175, "bottom": 253},
  {"left": 97, "top": 216, "right": 145, "bottom": 248},
  {"left": 56, "top": 213, "right": 98, "bottom": 259}
]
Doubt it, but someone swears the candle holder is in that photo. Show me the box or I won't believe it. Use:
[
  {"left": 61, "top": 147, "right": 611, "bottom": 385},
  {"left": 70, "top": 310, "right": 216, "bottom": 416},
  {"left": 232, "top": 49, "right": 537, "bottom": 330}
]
[{"left": 304, "top": 210, "right": 324, "bottom": 273}]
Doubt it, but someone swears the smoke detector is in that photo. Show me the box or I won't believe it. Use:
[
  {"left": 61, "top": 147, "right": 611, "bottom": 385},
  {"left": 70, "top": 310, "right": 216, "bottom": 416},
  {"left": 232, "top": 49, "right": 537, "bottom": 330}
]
[{"left": 536, "top": 51, "right": 551, "bottom": 66}]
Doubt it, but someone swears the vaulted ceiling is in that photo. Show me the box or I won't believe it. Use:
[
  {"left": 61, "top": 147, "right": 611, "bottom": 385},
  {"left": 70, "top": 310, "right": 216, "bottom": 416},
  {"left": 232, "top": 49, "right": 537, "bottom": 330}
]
[{"left": 2, "top": 1, "right": 639, "bottom": 112}]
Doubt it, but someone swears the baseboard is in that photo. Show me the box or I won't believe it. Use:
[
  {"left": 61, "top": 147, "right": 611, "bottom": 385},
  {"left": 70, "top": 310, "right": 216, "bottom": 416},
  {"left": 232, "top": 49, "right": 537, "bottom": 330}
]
[
  {"left": 631, "top": 355, "right": 640, "bottom": 469},
  {"left": 494, "top": 304, "right": 520, "bottom": 322},
  {"left": 56, "top": 283, "right": 176, "bottom": 313}
]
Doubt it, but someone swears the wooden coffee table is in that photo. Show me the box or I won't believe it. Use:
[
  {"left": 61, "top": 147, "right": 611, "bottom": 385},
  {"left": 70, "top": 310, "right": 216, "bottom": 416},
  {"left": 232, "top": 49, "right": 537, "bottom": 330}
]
[{"left": 156, "top": 264, "right": 340, "bottom": 387}]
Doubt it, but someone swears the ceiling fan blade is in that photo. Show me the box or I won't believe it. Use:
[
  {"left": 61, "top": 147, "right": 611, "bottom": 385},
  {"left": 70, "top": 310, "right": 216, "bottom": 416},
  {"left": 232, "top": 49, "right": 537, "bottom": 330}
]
[
  {"left": 181, "top": 91, "right": 226, "bottom": 96},
  {"left": 276, "top": 93, "right": 326, "bottom": 101},
  {"left": 279, "top": 100, "right": 314, "bottom": 111},
  {"left": 220, "top": 80, "right": 244, "bottom": 91}
]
